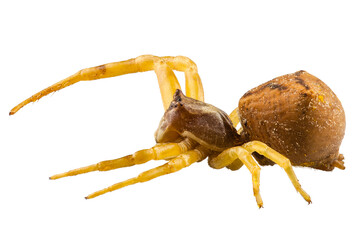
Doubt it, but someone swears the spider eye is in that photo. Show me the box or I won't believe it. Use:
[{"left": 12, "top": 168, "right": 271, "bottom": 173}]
[
  {"left": 169, "top": 100, "right": 183, "bottom": 109},
  {"left": 169, "top": 102, "right": 178, "bottom": 109},
  {"left": 173, "top": 89, "right": 184, "bottom": 102}
]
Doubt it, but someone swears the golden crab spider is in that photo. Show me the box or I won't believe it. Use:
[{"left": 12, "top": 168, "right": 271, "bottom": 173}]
[{"left": 10, "top": 55, "right": 345, "bottom": 208}]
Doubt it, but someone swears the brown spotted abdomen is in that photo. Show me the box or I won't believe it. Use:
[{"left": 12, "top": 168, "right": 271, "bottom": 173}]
[{"left": 238, "top": 71, "right": 345, "bottom": 171}]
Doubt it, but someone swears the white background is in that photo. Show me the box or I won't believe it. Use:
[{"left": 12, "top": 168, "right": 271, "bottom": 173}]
[{"left": 1, "top": 0, "right": 359, "bottom": 239}]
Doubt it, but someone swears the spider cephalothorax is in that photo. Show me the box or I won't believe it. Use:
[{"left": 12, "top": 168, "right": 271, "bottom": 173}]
[
  {"left": 10, "top": 55, "right": 345, "bottom": 207},
  {"left": 155, "top": 89, "right": 244, "bottom": 150}
]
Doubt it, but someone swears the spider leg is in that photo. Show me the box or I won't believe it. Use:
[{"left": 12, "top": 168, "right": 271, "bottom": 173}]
[
  {"left": 229, "top": 107, "right": 244, "bottom": 135},
  {"left": 208, "top": 146, "right": 263, "bottom": 208},
  {"left": 50, "top": 138, "right": 197, "bottom": 180},
  {"left": 229, "top": 107, "right": 240, "bottom": 128},
  {"left": 10, "top": 55, "right": 204, "bottom": 115},
  {"left": 162, "top": 56, "right": 204, "bottom": 101},
  {"left": 226, "top": 159, "right": 244, "bottom": 171},
  {"left": 85, "top": 146, "right": 209, "bottom": 199},
  {"left": 242, "top": 141, "right": 311, "bottom": 204}
]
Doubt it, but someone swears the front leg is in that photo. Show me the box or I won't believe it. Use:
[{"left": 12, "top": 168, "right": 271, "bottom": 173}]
[
  {"left": 86, "top": 146, "right": 209, "bottom": 199},
  {"left": 10, "top": 55, "right": 205, "bottom": 115},
  {"left": 50, "top": 138, "right": 197, "bottom": 180}
]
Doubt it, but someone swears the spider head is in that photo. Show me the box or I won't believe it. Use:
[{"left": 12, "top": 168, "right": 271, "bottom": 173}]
[{"left": 155, "top": 89, "right": 185, "bottom": 143}]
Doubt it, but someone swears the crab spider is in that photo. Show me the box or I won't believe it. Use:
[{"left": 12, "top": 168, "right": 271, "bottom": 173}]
[{"left": 11, "top": 55, "right": 346, "bottom": 208}]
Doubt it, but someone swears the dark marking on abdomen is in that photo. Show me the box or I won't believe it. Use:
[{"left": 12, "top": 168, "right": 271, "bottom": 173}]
[
  {"left": 295, "top": 77, "right": 310, "bottom": 90},
  {"left": 263, "top": 82, "right": 288, "bottom": 90},
  {"left": 242, "top": 82, "right": 288, "bottom": 98}
]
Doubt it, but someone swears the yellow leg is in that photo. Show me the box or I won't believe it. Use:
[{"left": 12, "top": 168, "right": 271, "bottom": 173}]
[
  {"left": 153, "top": 60, "right": 181, "bottom": 109},
  {"left": 50, "top": 138, "right": 196, "bottom": 180},
  {"left": 229, "top": 107, "right": 240, "bottom": 128},
  {"left": 85, "top": 146, "right": 208, "bottom": 199},
  {"left": 226, "top": 159, "right": 244, "bottom": 171},
  {"left": 162, "top": 56, "right": 204, "bottom": 101},
  {"left": 10, "top": 55, "right": 204, "bottom": 115},
  {"left": 208, "top": 147, "right": 263, "bottom": 208},
  {"left": 243, "top": 141, "right": 311, "bottom": 204}
]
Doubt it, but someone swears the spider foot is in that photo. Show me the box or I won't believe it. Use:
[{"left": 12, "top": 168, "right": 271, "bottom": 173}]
[
  {"left": 49, "top": 155, "right": 134, "bottom": 180},
  {"left": 333, "top": 154, "right": 345, "bottom": 170}
]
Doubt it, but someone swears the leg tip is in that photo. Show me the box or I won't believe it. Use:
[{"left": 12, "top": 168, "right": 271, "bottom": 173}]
[
  {"left": 85, "top": 192, "right": 97, "bottom": 199},
  {"left": 49, "top": 175, "right": 58, "bottom": 180},
  {"left": 333, "top": 157, "right": 345, "bottom": 170},
  {"left": 49, "top": 172, "right": 67, "bottom": 180},
  {"left": 255, "top": 196, "right": 263, "bottom": 209}
]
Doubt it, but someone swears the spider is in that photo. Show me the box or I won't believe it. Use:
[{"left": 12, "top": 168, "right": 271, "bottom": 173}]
[{"left": 10, "top": 55, "right": 346, "bottom": 208}]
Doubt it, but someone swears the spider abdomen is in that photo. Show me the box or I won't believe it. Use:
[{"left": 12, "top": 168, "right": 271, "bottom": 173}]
[{"left": 238, "top": 71, "right": 345, "bottom": 170}]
